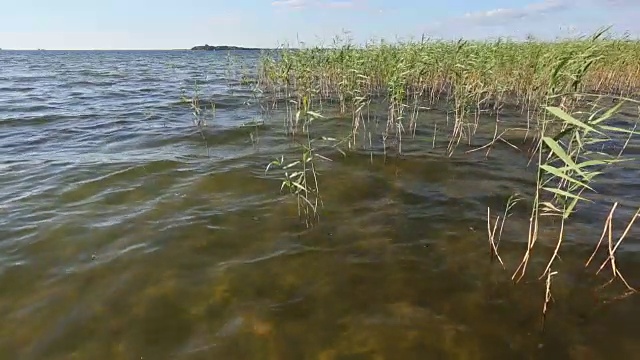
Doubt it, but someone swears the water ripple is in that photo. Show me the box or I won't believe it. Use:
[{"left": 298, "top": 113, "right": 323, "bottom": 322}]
[{"left": 1, "top": 50, "right": 640, "bottom": 359}]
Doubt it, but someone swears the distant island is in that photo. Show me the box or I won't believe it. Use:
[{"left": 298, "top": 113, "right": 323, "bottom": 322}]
[{"left": 191, "top": 44, "right": 261, "bottom": 51}]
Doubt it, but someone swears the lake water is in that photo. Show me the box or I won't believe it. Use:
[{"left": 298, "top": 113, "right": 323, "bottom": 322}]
[{"left": 1, "top": 50, "right": 640, "bottom": 359}]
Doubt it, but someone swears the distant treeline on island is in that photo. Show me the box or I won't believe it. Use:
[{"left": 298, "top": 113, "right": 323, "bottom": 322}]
[{"left": 191, "top": 44, "right": 261, "bottom": 51}]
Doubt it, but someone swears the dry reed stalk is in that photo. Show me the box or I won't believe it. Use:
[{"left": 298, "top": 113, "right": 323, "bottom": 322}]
[
  {"left": 486, "top": 207, "right": 505, "bottom": 269},
  {"left": 586, "top": 203, "right": 640, "bottom": 293},
  {"left": 542, "top": 269, "right": 557, "bottom": 330},
  {"left": 539, "top": 218, "right": 565, "bottom": 280}
]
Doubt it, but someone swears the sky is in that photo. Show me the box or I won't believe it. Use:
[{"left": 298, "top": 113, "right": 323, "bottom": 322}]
[{"left": 0, "top": 0, "right": 639, "bottom": 49}]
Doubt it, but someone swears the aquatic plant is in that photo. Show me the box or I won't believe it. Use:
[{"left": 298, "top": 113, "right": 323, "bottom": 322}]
[
  {"left": 180, "top": 80, "right": 218, "bottom": 156},
  {"left": 521, "top": 96, "right": 639, "bottom": 313},
  {"left": 254, "top": 29, "right": 640, "bottom": 317},
  {"left": 258, "top": 29, "right": 640, "bottom": 151},
  {"left": 264, "top": 95, "right": 333, "bottom": 227}
]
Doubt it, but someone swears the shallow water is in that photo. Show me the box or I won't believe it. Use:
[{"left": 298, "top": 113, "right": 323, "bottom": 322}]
[{"left": 1, "top": 50, "right": 640, "bottom": 359}]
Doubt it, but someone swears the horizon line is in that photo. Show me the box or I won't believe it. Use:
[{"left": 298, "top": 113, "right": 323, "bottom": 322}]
[
  {"left": 3, "top": 35, "right": 640, "bottom": 51},
  {"left": 0, "top": 47, "right": 275, "bottom": 51}
]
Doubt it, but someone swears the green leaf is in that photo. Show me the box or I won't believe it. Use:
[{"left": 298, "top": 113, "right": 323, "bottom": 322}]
[
  {"left": 542, "top": 187, "right": 591, "bottom": 204},
  {"left": 291, "top": 181, "right": 307, "bottom": 193},
  {"left": 289, "top": 171, "right": 303, "bottom": 180},
  {"left": 265, "top": 158, "right": 283, "bottom": 174},
  {"left": 563, "top": 196, "right": 582, "bottom": 219},
  {"left": 307, "top": 111, "right": 325, "bottom": 119},
  {"left": 283, "top": 161, "right": 301, "bottom": 169},
  {"left": 583, "top": 171, "right": 604, "bottom": 180},
  {"left": 572, "top": 159, "right": 608, "bottom": 169},
  {"left": 573, "top": 131, "right": 583, "bottom": 149},
  {"left": 591, "top": 100, "right": 625, "bottom": 125},
  {"left": 598, "top": 124, "right": 640, "bottom": 135},
  {"left": 314, "top": 153, "right": 333, "bottom": 162},
  {"left": 542, "top": 137, "right": 587, "bottom": 178},
  {"left": 545, "top": 107, "right": 603, "bottom": 135},
  {"left": 582, "top": 138, "right": 612, "bottom": 145},
  {"left": 539, "top": 164, "right": 595, "bottom": 192}
]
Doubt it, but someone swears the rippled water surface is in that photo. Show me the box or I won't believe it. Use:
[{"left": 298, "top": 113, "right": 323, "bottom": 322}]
[{"left": 1, "top": 50, "right": 640, "bottom": 359}]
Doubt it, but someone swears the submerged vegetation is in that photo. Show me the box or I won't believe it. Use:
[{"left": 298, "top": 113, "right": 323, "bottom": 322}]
[{"left": 250, "top": 28, "right": 640, "bottom": 317}]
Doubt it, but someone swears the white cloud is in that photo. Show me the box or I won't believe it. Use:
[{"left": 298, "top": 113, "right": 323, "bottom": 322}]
[
  {"left": 271, "top": 0, "right": 365, "bottom": 10},
  {"left": 271, "top": 0, "right": 310, "bottom": 9},
  {"left": 461, "top": 0, "right": 569, "bottom": 25},
  {"left": 418, "top": 0, "right": 640, "bottom": 40},
  {"left": 459, "top": 0, "right": 640, "bottom": 26}
]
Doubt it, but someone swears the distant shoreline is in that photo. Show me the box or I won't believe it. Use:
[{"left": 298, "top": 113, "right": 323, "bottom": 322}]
[{"left": 190, "top": 44, "right": 262, "bottom": 51}]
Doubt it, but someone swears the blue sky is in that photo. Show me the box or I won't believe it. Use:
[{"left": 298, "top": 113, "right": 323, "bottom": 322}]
[{"left": 0, "top": 0, "right": 639, "bottom": 49}]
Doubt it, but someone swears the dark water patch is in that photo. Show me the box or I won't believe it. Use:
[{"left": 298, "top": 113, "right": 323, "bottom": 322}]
[
  {"left": 9, "top": 75, "right": 59, "bottom": 84},
  {"left": 194, "top": 122, "right": 272, "bottom": 144},
  {"left": 0, "top": 86, "right": 36, "bottom": 93},
  {"left": 63, "top": 80, "right": 118, "bottom": 88},
  {"left": 73, "top": 69, "right": 127, "bottom": 78},
  {"left": 0, "top": 104, "right": 58, "bottom": 115}
]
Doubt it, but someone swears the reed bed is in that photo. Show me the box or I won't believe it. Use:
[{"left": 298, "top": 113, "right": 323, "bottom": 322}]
[
  {"left": 258, "top": 32, "right": 640, "bottom": 105},
  {"left": 256, "top": 31, "right": 640, "bottom": 318},
  {"left": 258, "top": 31, "right": 640, "bottom": 149}
]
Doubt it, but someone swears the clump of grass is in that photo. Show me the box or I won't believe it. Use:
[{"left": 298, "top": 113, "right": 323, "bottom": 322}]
[
  {"left": 180, "top": 81, "right": 216, "bottom": 128},
  {"left": 513, "top": 98, "right": 635, "bottom": 281},
  {"left": 264, "top": 97, "right": 334, "bottom": 227},
  {"left": 180, "top": 81, "right": 217, "bottom": 155}
]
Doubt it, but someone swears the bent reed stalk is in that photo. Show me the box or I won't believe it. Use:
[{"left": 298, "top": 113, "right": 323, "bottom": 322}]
[{"left": 256, "top": 29, "right": 640, "bottom": 305}]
